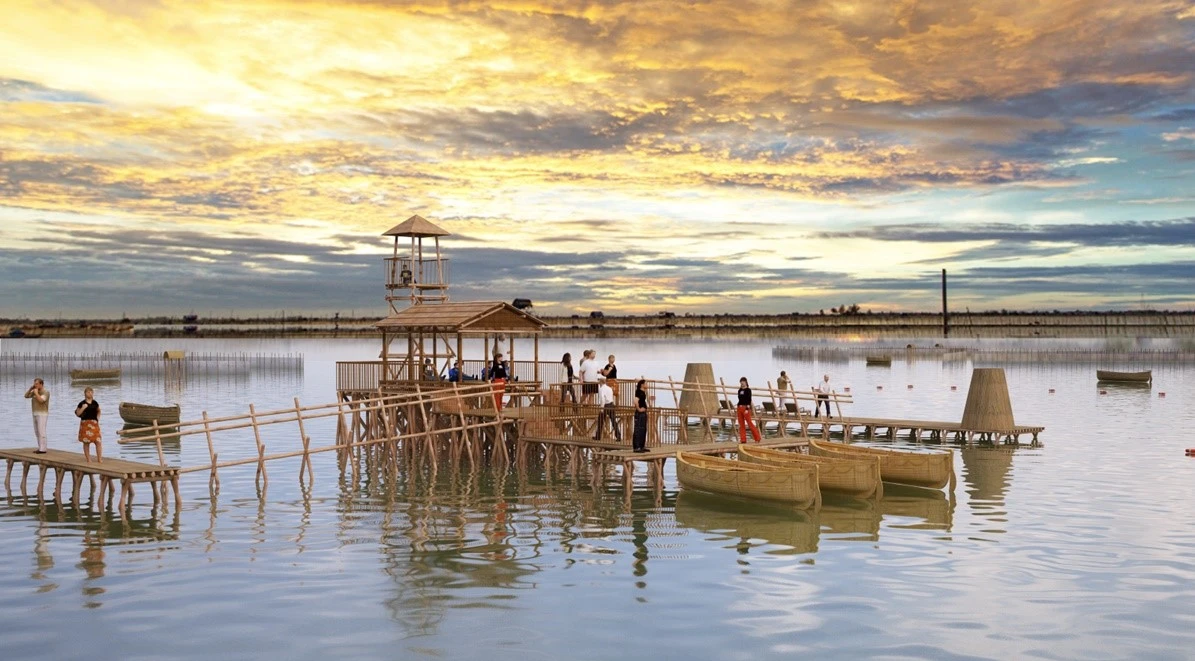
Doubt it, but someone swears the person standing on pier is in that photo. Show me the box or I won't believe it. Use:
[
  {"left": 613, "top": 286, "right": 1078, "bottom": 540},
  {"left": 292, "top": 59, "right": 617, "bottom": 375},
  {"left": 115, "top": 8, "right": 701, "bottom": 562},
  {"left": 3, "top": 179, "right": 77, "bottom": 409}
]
[
  {"left": 24, "top": 378, "right": 50, "bottom": 454},
  {"left": 737, "top": 377, "right": 762, "bottom": 443},
  {"left": 75, "top": 387, "right": 103, "bottom": 463},
  {"left": 813, "top": 373, "right": 832, "bottom": 418},
  {"left": 593, "top": 378, "right": 622, "bottom": 442},
  {"left": 632, "top": 378, "right": 649, "bottom": 452},
  {"left": 560, "top": 353, "right": 577, "bottom": 404},
  {"left": 579, "top": 349, "right": 602, "bottom": 405},
  {"left": 490, "top": 353, "right": 509, "bottom": 411},
  {"left": 777, "top": 370, "right": 792, "bottom": 411},
  {"left": 601, "top": 354, "right": 619, "bottom": 400}
]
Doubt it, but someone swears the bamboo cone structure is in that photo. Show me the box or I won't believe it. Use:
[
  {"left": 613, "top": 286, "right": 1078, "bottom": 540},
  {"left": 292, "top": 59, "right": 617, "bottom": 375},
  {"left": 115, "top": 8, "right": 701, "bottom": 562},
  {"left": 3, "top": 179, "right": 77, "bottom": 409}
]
[
  {"left": 678, "top": 363, "right": 719, "bottom": 416},
  {"left": 960, "top": 368, "right": 1015, "bottom": 432}
]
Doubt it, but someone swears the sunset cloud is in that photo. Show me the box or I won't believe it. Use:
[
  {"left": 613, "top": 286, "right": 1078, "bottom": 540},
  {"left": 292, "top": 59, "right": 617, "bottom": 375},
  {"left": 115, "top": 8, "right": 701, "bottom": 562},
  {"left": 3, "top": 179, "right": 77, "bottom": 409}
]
[{"left": 2, "top": 0, "right": 1194, "bottom": 315}]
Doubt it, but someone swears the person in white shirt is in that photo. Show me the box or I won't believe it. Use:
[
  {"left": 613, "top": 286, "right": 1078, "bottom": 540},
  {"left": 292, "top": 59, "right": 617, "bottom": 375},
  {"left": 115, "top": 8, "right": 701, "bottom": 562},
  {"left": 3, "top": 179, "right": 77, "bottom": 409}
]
[
  {"left": 592, "top": 379, "right": 622, "bottom": 442},
  {"left": 813, "top": 373, "right": 832, "bottom": 418},
  {"left": 579, "top": 349, "right": 603, "bottom": 405}
]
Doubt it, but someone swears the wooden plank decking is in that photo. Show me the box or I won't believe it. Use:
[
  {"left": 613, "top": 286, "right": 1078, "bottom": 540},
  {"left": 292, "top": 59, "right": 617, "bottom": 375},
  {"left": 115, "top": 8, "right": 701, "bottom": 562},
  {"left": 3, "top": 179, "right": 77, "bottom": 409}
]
[
  {"left": 0, "top": 447, "right": 180, "bottom": 511},
  {"left": 699, "top": 411, "right": 1044, "bottom": 444}
]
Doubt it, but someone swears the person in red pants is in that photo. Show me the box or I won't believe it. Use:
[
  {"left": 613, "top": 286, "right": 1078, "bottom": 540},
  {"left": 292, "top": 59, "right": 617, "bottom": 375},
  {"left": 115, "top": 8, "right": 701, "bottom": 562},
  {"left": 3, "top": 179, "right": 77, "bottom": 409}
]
[{"left": 736, "top": 377, "right": 761, "bottom": 443}]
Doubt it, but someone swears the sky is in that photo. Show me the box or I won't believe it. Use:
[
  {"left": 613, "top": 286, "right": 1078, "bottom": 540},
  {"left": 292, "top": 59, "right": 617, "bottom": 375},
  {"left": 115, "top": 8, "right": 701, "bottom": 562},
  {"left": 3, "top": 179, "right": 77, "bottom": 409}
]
[{"left": 1, "top": 0, "right": 1194, "bottom": 318}]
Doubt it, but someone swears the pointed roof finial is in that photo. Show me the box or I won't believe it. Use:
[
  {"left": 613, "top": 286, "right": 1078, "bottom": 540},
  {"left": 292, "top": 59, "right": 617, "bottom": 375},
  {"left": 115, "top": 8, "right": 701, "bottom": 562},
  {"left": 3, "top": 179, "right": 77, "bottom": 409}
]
[{"left": 383, "top": 214, "right": 450, "bottom": 238}]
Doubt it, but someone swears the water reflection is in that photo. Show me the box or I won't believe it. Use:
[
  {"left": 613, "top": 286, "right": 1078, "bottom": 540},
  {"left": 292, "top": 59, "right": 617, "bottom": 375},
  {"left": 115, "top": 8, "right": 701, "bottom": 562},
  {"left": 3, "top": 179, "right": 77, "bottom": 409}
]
[
  {"left": 4, "top": 500, "right": 180, "bottom": 609},
  {"left": 675, "top": 490, "right": 821, "bottom": 554}
]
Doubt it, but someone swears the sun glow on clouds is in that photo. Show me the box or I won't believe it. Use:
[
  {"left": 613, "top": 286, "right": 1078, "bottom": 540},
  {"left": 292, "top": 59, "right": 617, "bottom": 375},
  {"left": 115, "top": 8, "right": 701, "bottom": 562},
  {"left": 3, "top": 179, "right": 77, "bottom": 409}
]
[{"left": 1, "top": 0, "right": 1194, "bottom": 315}]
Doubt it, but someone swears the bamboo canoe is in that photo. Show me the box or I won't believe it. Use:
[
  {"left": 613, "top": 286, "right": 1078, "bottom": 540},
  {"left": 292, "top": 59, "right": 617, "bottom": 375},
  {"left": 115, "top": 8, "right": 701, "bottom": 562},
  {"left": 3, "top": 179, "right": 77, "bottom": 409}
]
[
  {"left": 119, "top": 401, "right": 182, "bottom": 426},
  {"left": 675, "top": 452, "right": 821, "bottom": 508},
  {"left": 1096, "top": 369, "right": 1152, "bottom": 384},
  {"left": 808, "top": 439, "right": 954, "bottom": 490},
  {"left": 70, "top": 368, "right": 122, "bottom": 382},
  {"left": 738, "top": 445, "right": 883, "bottom": 498}
]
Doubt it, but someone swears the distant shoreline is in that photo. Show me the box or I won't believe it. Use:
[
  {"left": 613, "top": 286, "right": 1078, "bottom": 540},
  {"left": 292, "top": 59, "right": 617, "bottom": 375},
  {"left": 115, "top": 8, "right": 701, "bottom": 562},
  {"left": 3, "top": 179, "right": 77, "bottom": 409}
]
[{"left": 3, "top": 310, "right": 1194, "bottom": 339}]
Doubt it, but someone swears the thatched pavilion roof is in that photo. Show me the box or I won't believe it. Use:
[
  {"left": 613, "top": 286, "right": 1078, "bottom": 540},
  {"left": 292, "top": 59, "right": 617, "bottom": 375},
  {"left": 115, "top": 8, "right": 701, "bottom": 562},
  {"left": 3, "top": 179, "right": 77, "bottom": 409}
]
[
  {"left": 375, "top": 301, "right": 546, "bottom": 333},
  {"left": 383, "top": 214, "right": 450, "bottom": 238}
]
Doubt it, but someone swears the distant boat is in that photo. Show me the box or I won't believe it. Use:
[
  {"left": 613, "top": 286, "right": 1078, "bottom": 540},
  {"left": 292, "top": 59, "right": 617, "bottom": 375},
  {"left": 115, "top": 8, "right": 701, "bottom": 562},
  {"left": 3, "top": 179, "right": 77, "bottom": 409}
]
[
  {"left": 119, "top": 402, "right": 182, "bottom": 426},
  {"left": 182, "top": 325, "right": 199, "bottom": 333},
  {"left": 1096, "top": 369, "right": 1152, "bottom": 384},
  {"left": 865, "top": 355, "right": 892, "bottom": 366},
  {"left": 182, "top": 314, "right": 199, "bottom": 323},
  {"left": 675, "top": 451, "right": 821, "bottom": 507},
  {"left": 70, "top": 368, "right": 122, "bottom": 382}
]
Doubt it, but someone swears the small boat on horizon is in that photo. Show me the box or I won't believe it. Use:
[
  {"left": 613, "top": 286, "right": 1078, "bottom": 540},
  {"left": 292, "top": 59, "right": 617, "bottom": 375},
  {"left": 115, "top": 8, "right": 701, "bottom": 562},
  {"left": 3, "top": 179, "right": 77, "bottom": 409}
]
[
  {"left": 675, "top": 451, "right": 821, "bottom": 507},
  {"left": 119, "top": 401, "right": 182, "bottom": 426},
  {"left": 70, "top": 368, "right": 122, "bottom": 382},
  {"left": 1096, "top": 369, "right": 1152, "bottom": 384},
  {"left": 865, "top": 355, "right": 892, "bottom": 366}
]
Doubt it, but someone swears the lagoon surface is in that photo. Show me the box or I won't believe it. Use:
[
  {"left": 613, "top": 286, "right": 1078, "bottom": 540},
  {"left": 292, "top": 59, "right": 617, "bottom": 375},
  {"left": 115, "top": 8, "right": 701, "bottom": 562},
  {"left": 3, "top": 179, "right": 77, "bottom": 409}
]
[{"left": 2, "top": 337, "right": 1194, "bottom": 661}]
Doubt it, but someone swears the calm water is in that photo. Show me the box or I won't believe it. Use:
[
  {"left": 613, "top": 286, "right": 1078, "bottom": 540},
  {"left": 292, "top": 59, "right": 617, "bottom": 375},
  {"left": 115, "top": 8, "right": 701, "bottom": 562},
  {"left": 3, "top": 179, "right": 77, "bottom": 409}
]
[{"left": 2, "top": 337, "right": 1194, "bottom": 661}]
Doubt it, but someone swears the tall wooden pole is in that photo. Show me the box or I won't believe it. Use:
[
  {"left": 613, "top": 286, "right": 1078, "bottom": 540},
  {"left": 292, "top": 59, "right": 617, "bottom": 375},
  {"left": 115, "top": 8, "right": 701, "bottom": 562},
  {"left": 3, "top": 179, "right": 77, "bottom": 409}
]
[{"left": 941, "top": 268, "right": 949, "bottom": 338}]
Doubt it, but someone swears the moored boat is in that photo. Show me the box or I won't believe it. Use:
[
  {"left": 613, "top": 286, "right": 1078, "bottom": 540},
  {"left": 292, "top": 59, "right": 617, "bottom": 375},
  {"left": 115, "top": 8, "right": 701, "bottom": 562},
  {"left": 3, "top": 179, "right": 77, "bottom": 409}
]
[
  {"left": 119, "top": 401, "right": 182, "bottom": 426},
  {"left": 70, "top": 368, "right": 122, "bottom": 382},
  {"left": 809, "top": 439, "right": 954, "bottom": 490},
  {"left": 675, "top": 451, "right": 821, "bottom": 507},
  {"left": 1096, "top": 369, "right": 1151, "bottom": 384},
  {"left": 865, "top": 355, "right": 892, "bottom": 366},
  {"left": 738, "top": 445, "right": 882, "bottom": 498}
]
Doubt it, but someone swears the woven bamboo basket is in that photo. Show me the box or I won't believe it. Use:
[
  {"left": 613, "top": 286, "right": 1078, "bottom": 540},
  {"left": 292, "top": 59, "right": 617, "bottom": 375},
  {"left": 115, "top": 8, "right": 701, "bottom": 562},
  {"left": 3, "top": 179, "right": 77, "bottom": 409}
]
[
  {"left": 678, "top": 363, "right": 720, "bottom": 417},
  {"left": 809, "top": 439, "right": 954, "bottom": 490},
  {"left": 738, "top": 445, "right": 882, "bottom": 498},
  {"left": 675, "top": 452, "right": 821, "bottom": 508},
  {"left": 960, "top": 368, "right": 1015, "bottom": 432}
]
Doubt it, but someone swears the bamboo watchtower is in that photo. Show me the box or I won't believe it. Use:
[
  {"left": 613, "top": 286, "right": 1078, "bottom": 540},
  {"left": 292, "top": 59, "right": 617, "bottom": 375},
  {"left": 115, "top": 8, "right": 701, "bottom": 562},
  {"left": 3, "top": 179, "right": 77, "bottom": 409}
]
[
  {"left": 336, "top": 215, "right": 550, "bottom": 398},
  {"left": 385, "top": 214, "right": 450, "bottom": 312}
]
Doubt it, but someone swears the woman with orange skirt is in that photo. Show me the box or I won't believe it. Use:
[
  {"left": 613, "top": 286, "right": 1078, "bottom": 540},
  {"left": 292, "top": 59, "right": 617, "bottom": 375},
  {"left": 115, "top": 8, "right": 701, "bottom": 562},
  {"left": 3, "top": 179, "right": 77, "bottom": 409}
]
[{"left": 75, "top": 387, "right": 103, "bottom": 463}]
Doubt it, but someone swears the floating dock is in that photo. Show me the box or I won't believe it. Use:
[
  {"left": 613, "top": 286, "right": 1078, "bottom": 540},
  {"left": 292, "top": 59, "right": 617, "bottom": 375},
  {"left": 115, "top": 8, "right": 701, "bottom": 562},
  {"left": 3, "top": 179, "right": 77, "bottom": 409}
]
[{"left": 0, "top": 448, "right": 180, "bottom": 512}]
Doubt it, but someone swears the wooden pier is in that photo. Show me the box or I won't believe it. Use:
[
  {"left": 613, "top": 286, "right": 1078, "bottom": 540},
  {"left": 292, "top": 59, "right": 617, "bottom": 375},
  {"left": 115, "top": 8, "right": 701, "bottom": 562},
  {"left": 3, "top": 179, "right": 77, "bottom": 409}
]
[{"left": 0, "top": 448, "right": 180, "bottom": 512}]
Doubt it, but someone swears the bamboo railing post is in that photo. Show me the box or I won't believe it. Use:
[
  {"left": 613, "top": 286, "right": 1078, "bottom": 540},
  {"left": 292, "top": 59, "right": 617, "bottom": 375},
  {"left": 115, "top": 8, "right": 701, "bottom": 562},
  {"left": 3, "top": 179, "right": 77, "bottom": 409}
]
[
  {"left": 202, "top": 411, "right": 219, "bottom": 487},
  {"left": 249, "top": 404, "right": 268, "bottom": 491},
  {"left": 294, "top": 398, "right": 314, "bottom": 486},
  {"left": 152, "top": 420, "right": 169, "bottom": 510}
]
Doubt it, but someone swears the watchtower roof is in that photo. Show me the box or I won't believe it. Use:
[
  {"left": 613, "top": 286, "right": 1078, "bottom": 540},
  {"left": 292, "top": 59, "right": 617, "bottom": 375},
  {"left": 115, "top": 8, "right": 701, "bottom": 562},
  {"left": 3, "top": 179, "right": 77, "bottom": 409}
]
[
  {"left": 375, "top": 301, "right": 546, "bottom": 333},
  {"left": 383, "top": 214, "right": 450, "bottom": 238}
]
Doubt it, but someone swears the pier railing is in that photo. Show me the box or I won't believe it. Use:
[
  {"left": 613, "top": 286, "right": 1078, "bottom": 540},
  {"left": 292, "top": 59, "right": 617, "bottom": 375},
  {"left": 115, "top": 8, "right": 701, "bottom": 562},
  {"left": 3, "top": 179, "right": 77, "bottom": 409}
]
[
  {"left": 116, "top": 382, "right": 505, "bottom": 488},
  {"left": 517, "top": 403, "right": 687, "bottom": 449}
]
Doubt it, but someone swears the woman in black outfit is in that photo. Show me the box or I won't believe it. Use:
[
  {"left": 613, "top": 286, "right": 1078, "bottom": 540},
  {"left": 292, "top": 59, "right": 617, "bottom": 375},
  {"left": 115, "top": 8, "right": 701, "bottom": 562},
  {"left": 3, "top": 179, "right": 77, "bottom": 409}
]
[
  {"left": 736, "top": 377, "right": 761, "bottom": 443},
  {"left": 632, "top": 379, "right": 649, "bottom": 452},
  {"left": 561, "top": 353, "right": 577, "bottom": 403},
  {"left": 490, "top": 353, "right": 509, "bottom": 411}
]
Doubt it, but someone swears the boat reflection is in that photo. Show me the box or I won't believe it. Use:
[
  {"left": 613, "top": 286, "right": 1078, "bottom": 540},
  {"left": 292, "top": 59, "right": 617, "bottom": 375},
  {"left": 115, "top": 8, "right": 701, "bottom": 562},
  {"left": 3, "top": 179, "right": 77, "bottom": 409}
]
[{"left": 675, "top": 489, "right": 821, "bottom": 553}]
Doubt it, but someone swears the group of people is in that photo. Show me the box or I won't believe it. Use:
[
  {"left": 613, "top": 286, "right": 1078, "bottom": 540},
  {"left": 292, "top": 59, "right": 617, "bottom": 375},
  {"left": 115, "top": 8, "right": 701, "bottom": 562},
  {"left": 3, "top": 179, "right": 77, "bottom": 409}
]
[
  {"left": 560, "top": 350, "right": 649, "bottom": 452},
  {"left": 23, "top": 378, "right": 105, "bottom": 463},
  {"left": 735, "top": 372, "right": 835, "bottom": 444}
]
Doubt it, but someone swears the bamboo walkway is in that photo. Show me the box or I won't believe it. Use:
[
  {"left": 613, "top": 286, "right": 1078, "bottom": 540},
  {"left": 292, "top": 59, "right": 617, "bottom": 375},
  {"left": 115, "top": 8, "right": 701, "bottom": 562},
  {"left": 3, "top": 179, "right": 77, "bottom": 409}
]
[
  {"left": 0, "top": 448, "right": 180, "bottom": 512},
  {"left": 697, "top": 411, "right": 1044, "bottom": 444}
]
